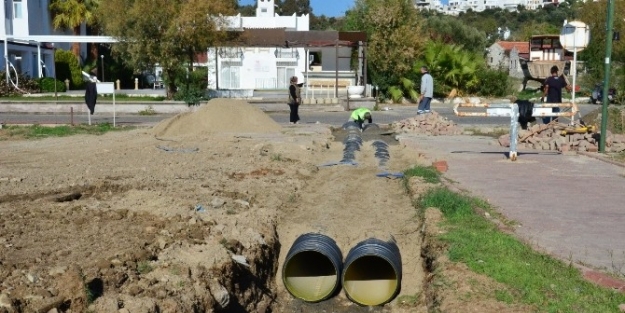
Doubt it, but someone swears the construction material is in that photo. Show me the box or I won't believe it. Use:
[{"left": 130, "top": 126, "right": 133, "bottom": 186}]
[
  {"left": 342, "top": 237, "right": 402, "bottom": 306},
  {"left": 282, "top": 233, "right": 343, "bottom": 302}
]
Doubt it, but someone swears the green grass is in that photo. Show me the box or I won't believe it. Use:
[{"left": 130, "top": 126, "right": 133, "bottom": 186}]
[
  {"left": 0, "top": 123, "right": 134, "bottom": 139},
  {"left": 418, "top": 187, "right": 625, "bottom": 312},
  {"left": 403, "top": 165, "right": 441, "bottom": 184},
  {"left": 514, "top": 88, "right": 541, "bottom": 101},
  {"left": 137, "top": 261, "right": 153, "bottom": 274}
]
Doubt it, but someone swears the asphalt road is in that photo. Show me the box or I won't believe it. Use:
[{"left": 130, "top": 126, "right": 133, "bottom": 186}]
[{"left": 0, "top": 103, "right": 600, "bottom": 128}]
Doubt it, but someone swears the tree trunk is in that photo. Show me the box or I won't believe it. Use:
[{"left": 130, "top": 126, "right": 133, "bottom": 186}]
[
  {"left": 88, "top": 26, "right": 100, "bottom": 64},
  {"left": 72, "top": 25, "right": 82, "bottom": 63},
  {"left": 166, "top": 68, "right": 177, "bottom": 100}
]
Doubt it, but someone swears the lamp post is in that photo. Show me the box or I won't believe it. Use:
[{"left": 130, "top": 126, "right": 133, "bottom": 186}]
[
  {"left": 100, "top": 55, "right": 104, "bottom": 82},
  {"left": 599, "top": 0, "right": 615, "bottom": 153},
  {"left": 52, "top": 43, "right": 57, "bottom": 102}
]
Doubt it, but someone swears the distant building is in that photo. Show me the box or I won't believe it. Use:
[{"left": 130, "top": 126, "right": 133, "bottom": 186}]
[
  {"left": 418, "top": 0, "right": 558, "bottom": 14},
  {"left": 204, "top": 0, "right": 358, "bottom": 94},
  {"left": 0, "top": 0, "right": 86, "bottom": 79},
  {"left": 487, "top": 41, "right": 530, "bottom": 78}
]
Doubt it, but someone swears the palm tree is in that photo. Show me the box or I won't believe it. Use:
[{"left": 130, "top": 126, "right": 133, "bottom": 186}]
[
  {"left": 49, "top": 0, "right": 97, "bottom": 62},
  {"left": 417, "top": 41, "right": 480, "bottom": 97}
]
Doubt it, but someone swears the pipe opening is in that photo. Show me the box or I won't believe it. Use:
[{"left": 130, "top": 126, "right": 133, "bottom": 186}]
[
  {"left": 343, "top": 255, "right": 399, "bottom": 306},
  {"left": 283, "top": 251, "right": 340, "bottom": 302}
]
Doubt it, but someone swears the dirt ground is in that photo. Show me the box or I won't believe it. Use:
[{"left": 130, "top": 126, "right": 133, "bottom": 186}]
[{"left": 0, "top": 99, "right": 532, "bottom": 313}]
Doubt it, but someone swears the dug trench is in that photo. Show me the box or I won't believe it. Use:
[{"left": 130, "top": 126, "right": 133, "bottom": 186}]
[{"left": 0, "top": 100, "right": 462, "bottom": 312}]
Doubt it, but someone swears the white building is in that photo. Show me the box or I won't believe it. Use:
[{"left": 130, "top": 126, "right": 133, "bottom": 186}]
[
  {"left": 1, "top": 0, "right": 64, "bottom": 79},
  {"left": 1, "top": 0, "right": 100, "bottom": 85},
  {"left": 426, "top": 0, "right": 553, "bottom": 14},
  {"left": 206, "top": 0, "right": 359, "bottom": 94}
]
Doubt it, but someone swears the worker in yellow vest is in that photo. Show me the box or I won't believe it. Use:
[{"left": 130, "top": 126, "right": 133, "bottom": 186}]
[{"left": 350, "top": 107, "right": 373, "bottom": 130}]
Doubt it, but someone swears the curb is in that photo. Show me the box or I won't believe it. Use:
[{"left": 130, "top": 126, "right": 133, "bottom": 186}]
[
  {"left": 577, "top": 151, "right": 625, "bottom": 168},
  {"left": 578, "top": 265, "right": 625, "bottom": 293}
]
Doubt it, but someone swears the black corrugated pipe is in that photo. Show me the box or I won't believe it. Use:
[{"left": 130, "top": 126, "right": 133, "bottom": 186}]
[
  {"left": 342, "top": 237, "right": 402, "bottom": 306},
  {"left": 282, "top": 233, "right": 344, "bottom": 302}
]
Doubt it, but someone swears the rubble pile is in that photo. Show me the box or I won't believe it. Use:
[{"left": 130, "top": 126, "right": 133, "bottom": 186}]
[
  {"left": 391, "top": 112, "right": 462, "bottom": 135},
  {"left": 498, "top": 123, "right": 625, "bottom": 153}
]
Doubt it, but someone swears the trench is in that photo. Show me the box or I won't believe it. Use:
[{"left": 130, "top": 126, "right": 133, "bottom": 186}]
[
  {"left": 266, "top": 125, "right": 441, "bottom": 313},
  {"left": 0, "top": 127, "right": 445, "bottom": 313}
]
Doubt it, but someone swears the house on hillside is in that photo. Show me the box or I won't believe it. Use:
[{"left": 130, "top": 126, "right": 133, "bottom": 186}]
[
  {"left": 203, "top": 0, "right": 361, "bottom": 96},
  {"left": 0, "top": 0, "right": 85, "bottom": 80},
  {"left": 486, "top": 41, "right": 529, "bottom": 78}
]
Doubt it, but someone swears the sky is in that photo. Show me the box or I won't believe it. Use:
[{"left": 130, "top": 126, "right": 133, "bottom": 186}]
[{"left": 239, "top": 0, "right": 355, "bottom": 17}]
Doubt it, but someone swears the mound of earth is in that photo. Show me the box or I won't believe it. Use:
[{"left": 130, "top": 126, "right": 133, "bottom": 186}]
[{"left": 152, "top": 99, "right": 282, "bottom": 137}]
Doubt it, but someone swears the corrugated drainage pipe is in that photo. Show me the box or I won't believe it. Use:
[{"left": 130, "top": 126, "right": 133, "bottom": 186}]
[
  {"left": 282, "top": 233, "right": 343, "bottom": 302},
  {"left": 342, "top": 238, "right": 402, "bottom": 306}
]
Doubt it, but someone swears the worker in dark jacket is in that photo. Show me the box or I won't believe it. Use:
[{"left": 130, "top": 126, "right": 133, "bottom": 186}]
[
  {"left": 350, "top": 107, "right": 372, "bottom": 130},
  {"left": 288, "top": 76, "right": 301, "bottom": 124}
]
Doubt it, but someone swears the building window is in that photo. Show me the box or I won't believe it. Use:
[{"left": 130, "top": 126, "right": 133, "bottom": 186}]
[
  {"left": 14, "top": 0, "right": 23, "bottom": 19},
  {"left": 220, "top": 62, "right": 241, "bottom": 89}
]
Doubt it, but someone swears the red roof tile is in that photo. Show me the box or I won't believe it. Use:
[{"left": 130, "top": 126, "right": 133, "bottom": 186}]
[{"left": 496, "top": 41, "right": 530, "bottom": 54}]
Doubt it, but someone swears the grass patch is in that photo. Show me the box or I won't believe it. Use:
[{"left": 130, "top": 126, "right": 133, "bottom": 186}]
[
  {"left": 137, "top": 261, "right": 153, "bottom": 274},
  {"left": 418, "top": 187, "right": 625, "bottom": 312},
  {"left": 403, "top": 165, "right": 441, "bottom": 184},
  {"left": 271, "top": 153, "right": 283, "bottom": 161},
  {"left": 0, "top": 123, "right": 134, "bottom": 140},
  {"left": 607, "top": 151, "right": 625, "bottom": 163},
  {"left": 138, "top": 105, "right": 157, "bottom": 115},
  {"left": 514, "top": 88, "right": 541, "bottom": 101}
]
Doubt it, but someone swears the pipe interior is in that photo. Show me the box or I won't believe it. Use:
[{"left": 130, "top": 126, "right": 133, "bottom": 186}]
[
  {"left": 343, "top": 255, "right": 398, "bottom": 306},
  {"left": 283, "top": 251, "right": 338, "bottom": 302}
]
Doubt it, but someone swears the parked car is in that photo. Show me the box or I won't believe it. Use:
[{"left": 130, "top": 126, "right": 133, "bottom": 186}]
[{"left": 590, "top": 82, "right": 617, "bottom": 104}]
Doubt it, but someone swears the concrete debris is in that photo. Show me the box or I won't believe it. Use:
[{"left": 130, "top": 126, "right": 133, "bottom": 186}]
[
  {"left": 391, "top": 111, "right": 463, "bottom": 136},
  {"left": 498, "top": 123, "right": 625, "bottom": 153}
]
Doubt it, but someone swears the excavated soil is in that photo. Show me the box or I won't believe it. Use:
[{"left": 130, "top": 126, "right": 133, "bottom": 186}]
[{"left": 0, "top": 99, "right": 526, "bottom": 313}]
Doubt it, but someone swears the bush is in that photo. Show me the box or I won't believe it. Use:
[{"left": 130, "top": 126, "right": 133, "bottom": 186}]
[
  {"left": 472, "top": 67, "right": 513, "bottom": 97},
  {"left": 0, "top": 71, "right": 41, "bottom": 96},
  {"left": 173, "top": 67, "right": 209, "bottom": 105},
  {"left": 38, "top": 77, "right": 67, "bottom": 93},
  {"left": 55, "top": 49, "right": 84, "bottom": 90},
  {"left": 173, "top": 86, "right": 206, "bottom": 106}
]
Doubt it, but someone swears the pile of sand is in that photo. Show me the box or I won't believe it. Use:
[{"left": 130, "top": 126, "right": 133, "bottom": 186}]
[{"left": 152, "top": 99, "right": 282, "bottom": 137}]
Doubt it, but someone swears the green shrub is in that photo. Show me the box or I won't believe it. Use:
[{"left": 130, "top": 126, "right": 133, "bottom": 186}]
[
  {"left": 173, "top": 67, "right": 209, "bottom": 105},
  {"left": 55, "top": 50, "right": 84, "bottom": 90},
  {"left": 472, "top": 67, "right": 513, "bottom": 97},
  {"left": 38, "top": 77, "right": 67, "bottom": 93},
  {"left": 0, "top": 71, "right": 41, "bottom": 96}
]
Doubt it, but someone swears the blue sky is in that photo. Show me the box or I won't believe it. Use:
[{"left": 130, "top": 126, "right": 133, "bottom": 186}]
[{"left": 239, "top": 0, "right": 355, "bottom": 17}]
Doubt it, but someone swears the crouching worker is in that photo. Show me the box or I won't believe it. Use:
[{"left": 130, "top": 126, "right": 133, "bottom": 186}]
[{"left": 350, "top": 107, "right": 373, "bottom": 130}]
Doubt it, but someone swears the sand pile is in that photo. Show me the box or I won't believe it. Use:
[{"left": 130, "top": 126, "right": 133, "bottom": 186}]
[{"left": 152, "top": 99, "right": 282, "bottom": 137}]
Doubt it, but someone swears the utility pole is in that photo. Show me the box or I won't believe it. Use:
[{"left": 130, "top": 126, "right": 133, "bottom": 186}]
[{"left": 599, "top": 0, "right": 615, "bottom": 152}]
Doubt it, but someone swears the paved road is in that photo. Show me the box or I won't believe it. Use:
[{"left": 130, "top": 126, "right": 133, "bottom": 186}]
[{"left": 1, "top": 103, "right": 600, "bottom": 127}]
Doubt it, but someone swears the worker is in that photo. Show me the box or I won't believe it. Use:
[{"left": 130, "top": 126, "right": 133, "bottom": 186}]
[{"left": 350, "top": 107, "right": 373, "bottom": 130}]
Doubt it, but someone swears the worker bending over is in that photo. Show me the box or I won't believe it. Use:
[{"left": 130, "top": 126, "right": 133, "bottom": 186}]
[{"left": 350, "top": 107, "right": 373, "bottom": 130}]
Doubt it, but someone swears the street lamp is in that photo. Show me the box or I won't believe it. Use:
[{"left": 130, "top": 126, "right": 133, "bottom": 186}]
[{"left": 100, "top": 55, "right": 104, "bottom": 82}]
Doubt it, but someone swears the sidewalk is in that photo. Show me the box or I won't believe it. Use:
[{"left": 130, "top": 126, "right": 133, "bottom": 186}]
[{"left": 399, "top": 134, "right": 625, "bottom": 286}]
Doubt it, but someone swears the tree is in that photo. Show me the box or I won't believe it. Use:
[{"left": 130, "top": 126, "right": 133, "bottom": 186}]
[
  {"left": 577, "top": 0, "right": 625, "bottom": 82},
  {"left": 275, "top": 0, "right": 312, "bottom": 15},
  {"left": 416, "top": 41, "right": 480, "bottom": 97},
  {"left": 344, "top": 0, "right": 425, "bottom": 100},
  {"left": 49, "top": 0, "right": 97, "bottom": 61},
  {"left": 422, "top": 14, "right": 487, "bottom": 54},
  {"left": 98, "top": 0, "right": 235, "bottom": 98}
]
